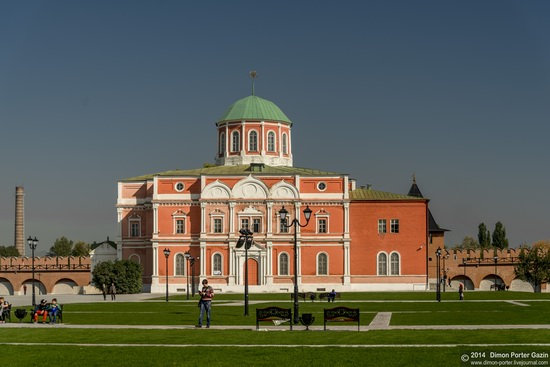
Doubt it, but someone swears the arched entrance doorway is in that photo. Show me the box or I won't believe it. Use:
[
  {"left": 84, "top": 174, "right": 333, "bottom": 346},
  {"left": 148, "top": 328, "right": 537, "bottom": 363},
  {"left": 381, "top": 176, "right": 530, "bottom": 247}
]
[{"left": 246, "top": 258, "right": 259, "bottom": 286}]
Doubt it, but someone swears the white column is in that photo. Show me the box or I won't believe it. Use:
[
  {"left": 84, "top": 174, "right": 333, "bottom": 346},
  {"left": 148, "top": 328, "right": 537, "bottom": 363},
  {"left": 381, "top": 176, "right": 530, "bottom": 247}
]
[
  {"left": 266, "top": 201, "right": 273, "bottom": 234},
  {"left": 343, "top": 202, "right": 350, "bottom": 239},
  {"left": 116, "top": 208, "right": 123, "bottom": 260},
  {"left": 153, "top": 203, "right": 159, "bottom": 235},
  {"left": 261, "top": 121, "right": 266, "bottom": 156},
  {"left": 200, "top": 202, "right": 207, "bottom": 235},
  {"left": 229, "top": 201, "right": 236, "bottom": 234}
]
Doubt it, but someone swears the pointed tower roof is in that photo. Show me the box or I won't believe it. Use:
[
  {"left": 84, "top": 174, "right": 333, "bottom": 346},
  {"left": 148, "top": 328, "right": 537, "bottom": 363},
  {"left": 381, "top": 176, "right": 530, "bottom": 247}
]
[{"left": 407, "top": 175, "right": 449, "bottom": 233}]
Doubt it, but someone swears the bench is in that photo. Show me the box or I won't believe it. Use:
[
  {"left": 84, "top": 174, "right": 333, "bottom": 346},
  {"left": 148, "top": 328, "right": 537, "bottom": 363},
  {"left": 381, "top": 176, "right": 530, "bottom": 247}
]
[
  {"left": 324, "top": 306, "right": 360, "bottom": 331},
  {"left": 490, "top": 284, "right": 507, "bottom": 291},
  {"left": 30, "top": 305, "right": 63, "bottom": 324},
  {"left": 290, "top": 292, "right": 316, "bottom": 302},
  {"left": 318, "top": 292, "right": 341, "bottom": 302},
  {"left": 256, "top": 307, "right": 292, "bottom": 331}
]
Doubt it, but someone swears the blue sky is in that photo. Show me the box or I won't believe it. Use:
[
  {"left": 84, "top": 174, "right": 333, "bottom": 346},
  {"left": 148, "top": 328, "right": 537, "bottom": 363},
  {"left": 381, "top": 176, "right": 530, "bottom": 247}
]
[{"left": 1, "top": 1, "right": 549, "bottom": 255}]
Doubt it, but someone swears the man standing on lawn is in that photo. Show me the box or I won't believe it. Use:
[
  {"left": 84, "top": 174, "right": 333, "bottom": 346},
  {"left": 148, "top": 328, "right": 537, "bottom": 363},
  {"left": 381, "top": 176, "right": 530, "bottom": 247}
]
[{"left": 197, "top": 279, "right": 214, "bottom": 328}]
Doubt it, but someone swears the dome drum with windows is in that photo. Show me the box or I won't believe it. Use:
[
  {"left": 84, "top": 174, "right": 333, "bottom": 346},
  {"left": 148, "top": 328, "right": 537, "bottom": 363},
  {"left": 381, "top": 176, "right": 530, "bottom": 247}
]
[{"left": 215, "top": 95, "right": 293, "bottom": 167}]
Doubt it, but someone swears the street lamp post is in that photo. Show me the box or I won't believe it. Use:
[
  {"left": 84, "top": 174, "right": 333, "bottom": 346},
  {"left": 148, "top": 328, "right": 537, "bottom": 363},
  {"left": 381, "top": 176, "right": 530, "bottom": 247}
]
[
  {"left": 27, "top": 236, "right": 38, "bottom": 306},
  {"left": 163, "top": 248, "right": 171, "bottom": 302},
  {"left": 184, "top": 251, "right": 193, "bottom": 300},
  {"left": 435, "top": 247, "right": 441, "bottom": 302},
  {"left": 278, "top": 205, "right": 312, "bottom": 324},
  {"left": 236, "top": 229, "right": 254, "bottom": 316},
  {"left": 493, "top": 255, "right": 499, "bottom": 290},
  {"left": 442, "top": 251, "right": 449, "bottom": 292}
]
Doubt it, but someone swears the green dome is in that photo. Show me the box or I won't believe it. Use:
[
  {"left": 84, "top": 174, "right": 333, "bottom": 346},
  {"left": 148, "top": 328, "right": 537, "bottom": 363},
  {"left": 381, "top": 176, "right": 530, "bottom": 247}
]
[{"left": 217, "top": 95, "right": 292, "bottom": 125}]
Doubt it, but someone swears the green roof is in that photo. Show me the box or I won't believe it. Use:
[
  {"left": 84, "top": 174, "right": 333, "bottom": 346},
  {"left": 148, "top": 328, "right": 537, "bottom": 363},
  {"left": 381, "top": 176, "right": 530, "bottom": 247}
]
[
  {"left": 122, "top": 165, "right": 343, "bottom": 181},
  {"left": 217, "top": 95, "right": 292, "bottom": 124},
  {"left": 350, "top": 188, "right": 426, "bottom": 201}
]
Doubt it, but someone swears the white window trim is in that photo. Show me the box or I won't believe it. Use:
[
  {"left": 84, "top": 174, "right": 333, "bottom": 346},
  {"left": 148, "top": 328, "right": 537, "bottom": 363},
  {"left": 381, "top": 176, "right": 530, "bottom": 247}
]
[
  {"left": 378, "top": 219, "right": 387, "bottom": 234},
  {"left": 278, "top": 252, "right": 290, "bottom": 276},
  {"left": 316, "top": 252, "right": 329, "bottom": 276},
  {"left": 248, "top": 129, "right": 259, "bottom": 152},
  {"left": 390, "top": 219, "right": 400, "bottom": 234},
  {"left": 389, "top": 251, "right": 401, "bottom": 276},
  {"left": 172, "top": 211, "right": 187, "bottom": 234},
  {"left": 174, "top": 253, "right": 186, "bottom": 276},
  {"left": 315, "top": 211, "right": 330, "bottom": 234},
  {"left": 212, "top": 252, "right": 223, "bottom": 276},
  {"left": 128, "top": 215, "right": 141, "bottom": 237},
  {"left": 267, "top": 130, "right": 276, "bottom": 152},
  {"left": 232, "top": 131, "right": 240, "bottom": 152},
  {"left": 219, "top": 132, "right": 226, "bottom": 155},
  {"left": 282, "top": 133, "right": 288, "bottom": 154},
  {"left": 377, "top": 251, "right": 388, "bottom": 276}
]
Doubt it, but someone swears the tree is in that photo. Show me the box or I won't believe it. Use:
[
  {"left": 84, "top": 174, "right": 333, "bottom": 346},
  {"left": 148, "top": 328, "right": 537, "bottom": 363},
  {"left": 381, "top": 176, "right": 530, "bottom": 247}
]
[
  {"left": 49, "top": 237, "right": 74, "bottom": 256},
  {"left": 492, "top": 221, "right": 509, "bottom": 249},
  {"left": 451, "top": 236, "right": 480, "bottom": 250},
  {"left": 0, "top": 245, "right": 19, "bottom": 257},
  {"left": 477, "top": 223, "right": 491, "bottom": 249},
  {"left": 514, "top": 241, "right": 550, "bottom": 293},
  {"left": 92, "top": 260, "right": 142, "bottom": 294},
  {"left": 72, "top": 241, "right": 91, "bottom": 256}
]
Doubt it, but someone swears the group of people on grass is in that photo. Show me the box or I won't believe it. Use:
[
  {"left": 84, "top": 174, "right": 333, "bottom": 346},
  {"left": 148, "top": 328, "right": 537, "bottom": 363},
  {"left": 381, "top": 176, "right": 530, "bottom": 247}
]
[{"left": 33, "top": 298, "right": 61, "bottom": 324}]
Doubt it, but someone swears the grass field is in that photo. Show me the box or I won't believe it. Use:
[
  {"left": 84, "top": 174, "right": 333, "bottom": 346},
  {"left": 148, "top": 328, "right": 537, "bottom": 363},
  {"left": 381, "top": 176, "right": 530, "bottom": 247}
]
[{"left": 2, "top": 291, "right": 550, "bottom": 367}]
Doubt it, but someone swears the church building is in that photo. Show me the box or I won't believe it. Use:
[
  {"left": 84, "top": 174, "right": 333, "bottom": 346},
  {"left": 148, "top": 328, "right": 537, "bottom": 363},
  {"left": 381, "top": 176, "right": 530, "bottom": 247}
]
[{"left": 116, "top": 87, "right": 431, "bottom": 293}]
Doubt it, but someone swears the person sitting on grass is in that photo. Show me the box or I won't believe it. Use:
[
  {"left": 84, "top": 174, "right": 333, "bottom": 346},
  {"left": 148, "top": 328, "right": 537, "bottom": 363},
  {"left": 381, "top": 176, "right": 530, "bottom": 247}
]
[
  {"left": 34, "top": 299, "right": 49, "bottom": 323},
  {"left": 48, "top": 298, "right": 61, "bottom": 324}
]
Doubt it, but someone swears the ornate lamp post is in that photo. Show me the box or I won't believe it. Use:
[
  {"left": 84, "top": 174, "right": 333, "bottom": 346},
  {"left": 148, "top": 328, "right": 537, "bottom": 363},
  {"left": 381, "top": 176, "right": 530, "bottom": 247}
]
[
  {"left": 435, "top": 247, "right": 441, "bottom": 302},
  {"left": 184, "top": 251, "right": 194, "bottom": 300},
  {"left": 278, "top": 205, "right": 312, "bottom": 324},
  {"left": 493, "top": 255, "right": 499, "bottom": 290},
  {"left": 27, "top": 236, "right": 38, "bottom": 306},
  {"left": 163, "top": 248, "right": 171, "bottom": 302},
  {"left": 236, "top": 229, "right": 254, "bottom": 316}
]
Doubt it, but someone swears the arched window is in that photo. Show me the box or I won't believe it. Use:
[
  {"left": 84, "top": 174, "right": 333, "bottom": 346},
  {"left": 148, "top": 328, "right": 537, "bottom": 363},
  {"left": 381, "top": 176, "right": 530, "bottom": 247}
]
[
  {"left": 232, "top": 131, "right": 240, "bottom": 152},
  {"left": 175, "top": 254, "right": 185, "bottom": 276},
  {"left": 282, "top": 133, "right": 288, "bottom": 154},
  {"left": 317, "top": 253, "right": 328, "bottom": 275},
  {"left": 279, "top": 253, "right": 289, "bottom": 275},
  {"left": 219, "top": 132, "right": 226, "bottom": 155},
  {"left": 267, "top": 131, "right": 275, "bottom": 152},
  {"left": 213, "top": 253, "right": 222, "bottom": 275},
  {"left": 390, "top": 252, "right": 400, "bottom": 275},
  {"left": 249, "top": 131, "right": 258, "bottom": 151},
  {"left": 129, "top": 254, "right": 140, "bottom": 264},
  {"left": 378, "top": 253, "right": 388, "bottom": 276}
]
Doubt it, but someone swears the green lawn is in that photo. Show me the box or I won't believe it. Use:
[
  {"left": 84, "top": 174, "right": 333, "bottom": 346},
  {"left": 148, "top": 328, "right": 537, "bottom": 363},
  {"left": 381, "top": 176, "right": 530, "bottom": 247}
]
[{"left": 2, "top": 291, "right": 550, "bottom": 366}]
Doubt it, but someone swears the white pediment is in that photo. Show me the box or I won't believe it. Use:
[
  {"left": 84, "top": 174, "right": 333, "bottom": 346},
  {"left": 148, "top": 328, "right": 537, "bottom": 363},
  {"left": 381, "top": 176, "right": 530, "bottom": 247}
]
[
  {"left": 232, "top": 175, "right": 269, "bottom": 199},
  {"left": 202, "top": 180, "right": 231, "bottom": 199},
  {"left": 238, "top": 205, "right": 263, "bottom": 215},
  {"left": 270, "top": 180, "right": 299, "bottom": 199}
]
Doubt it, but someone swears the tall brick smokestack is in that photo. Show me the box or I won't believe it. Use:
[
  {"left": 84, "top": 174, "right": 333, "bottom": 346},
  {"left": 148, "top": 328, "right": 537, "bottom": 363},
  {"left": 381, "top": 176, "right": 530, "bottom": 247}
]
[{"left": 15, "top": 186, "right": 25, "bottom": 256}]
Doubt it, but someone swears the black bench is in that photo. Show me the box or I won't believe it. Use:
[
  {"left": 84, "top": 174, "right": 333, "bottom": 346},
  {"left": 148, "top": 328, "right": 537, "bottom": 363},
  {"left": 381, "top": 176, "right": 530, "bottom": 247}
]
[
  {"left": 290, "top": 292, "right": 316, "bottom": 302},
  {"left": 318, "top": 292, "right": 341, "bottom": 302},
  {"left": 256, "top": 307, "right": 292, "bottom": 331},
  {"left": 30, "top": 305, "right": 63, "bottom": 324},
  {"left": 324, "top": 306, "right": 360, "bottom": 331}
]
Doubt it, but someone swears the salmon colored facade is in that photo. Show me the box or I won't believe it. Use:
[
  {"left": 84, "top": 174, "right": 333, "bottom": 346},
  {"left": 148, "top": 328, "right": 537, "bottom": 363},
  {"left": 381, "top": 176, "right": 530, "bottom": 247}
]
[{"left": 116, "top": 94, "right": 431, "bottom": 293}]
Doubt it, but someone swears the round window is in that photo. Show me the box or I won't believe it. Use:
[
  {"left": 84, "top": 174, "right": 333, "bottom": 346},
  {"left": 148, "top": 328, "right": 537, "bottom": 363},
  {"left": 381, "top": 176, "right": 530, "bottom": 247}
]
[
  {"left": 175, "top": 182, "right": 185, "bottom": 192},
  {"left": 317, "top": 182, "right": 327, "bottom": 191}
]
